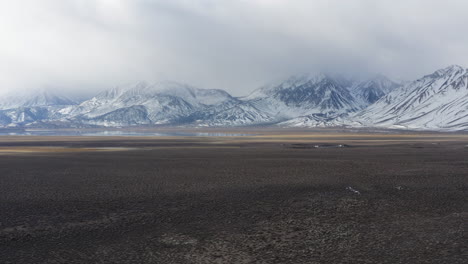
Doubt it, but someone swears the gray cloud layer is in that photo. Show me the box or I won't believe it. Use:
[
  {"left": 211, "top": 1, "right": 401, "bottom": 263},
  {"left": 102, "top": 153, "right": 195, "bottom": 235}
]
[{"left": 1, "top": 0, "right": 467, "bottom": 96}]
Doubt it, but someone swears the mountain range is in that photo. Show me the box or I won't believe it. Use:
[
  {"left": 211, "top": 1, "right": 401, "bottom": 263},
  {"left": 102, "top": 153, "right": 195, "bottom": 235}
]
[{"left": 0, "top": 65, "right": 466, "bottom": 131}]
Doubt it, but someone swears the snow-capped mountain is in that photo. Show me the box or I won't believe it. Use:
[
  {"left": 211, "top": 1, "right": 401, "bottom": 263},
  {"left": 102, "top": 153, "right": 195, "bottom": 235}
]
[
  {"left": 65, "top": 81, "right": 240, "bottom": 126},
  {"left": 0, "top": 89, "right": 76, "bottom": 110},
  {"left": 0, "top": 66, "right": 465, "bottom": 131},
  {"left": 352, "top": 65, "right": 468, "bottom": 131},
  {"left": 185, "top": 100, "right": 274, "bottom": 126},
  {"left": 349, "top": 75, "right": 401, "bottom": 107},
  {"left": 0, "top": 90, "right": 78, "bottom": 127},
  {"left": 245, "top": 73, "right": 360, "bottom": 122}
]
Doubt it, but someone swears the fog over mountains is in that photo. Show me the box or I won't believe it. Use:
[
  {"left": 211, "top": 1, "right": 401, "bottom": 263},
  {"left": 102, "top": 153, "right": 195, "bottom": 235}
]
[{"left": 0, "top": 65, "right": 466, "bottom": 131}]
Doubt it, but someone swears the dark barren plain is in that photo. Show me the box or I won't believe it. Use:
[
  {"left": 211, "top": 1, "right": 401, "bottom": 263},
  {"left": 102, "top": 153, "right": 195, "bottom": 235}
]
[{"left": 0, "top": 129, "right": 467, "bottom": 263}]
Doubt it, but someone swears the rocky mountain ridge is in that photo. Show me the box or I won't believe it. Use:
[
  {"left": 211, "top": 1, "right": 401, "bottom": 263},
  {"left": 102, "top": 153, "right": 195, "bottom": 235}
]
[{"left": 0, "top": 65, "right": 466, "bottom": 131}]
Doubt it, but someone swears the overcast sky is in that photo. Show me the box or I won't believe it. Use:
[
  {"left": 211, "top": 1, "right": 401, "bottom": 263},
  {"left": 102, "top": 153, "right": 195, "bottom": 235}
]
[{"left": 1, "top": 0, "right": 467, "bottom": 96}]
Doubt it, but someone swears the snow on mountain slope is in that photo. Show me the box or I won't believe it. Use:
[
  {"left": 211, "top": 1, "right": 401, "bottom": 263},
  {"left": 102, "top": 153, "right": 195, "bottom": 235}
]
[
  {"left": 85, "top": 105, "right": 152, "bottom": 127},
  {"left": 352, "top": 65, "right": 468, "bottom": 131},
  {"left": 185, "top": 100, "right": 274, "bottom": 126},
  {"left": 277, "top": 74, "right": 400, "bottom": 128},
  {"left": 65, "top": 74, "right": 369, "bottom": 127},
  {"left": 60, "top": 83, "right": 135, "bottom": 117},
  {"left": 244, "top": 73, "right": 360, "bottom": 124},
  {"left": 67, "top": 81, "right": 238, "bottom": 126},
  {"left": 277, "top": 113, "right": 346, "bottom": 128},
  {"left": 0, "top": 66, "right": 465, "bottom": 130},
  {"left": 0, "top": 89, "right": 76, "bottom": 110},
  {"left": 0, "top": 89, "right": 78, "bottom": 127},
  {"left": 349, "top": 75, "right": 400, "bottom": 107}
]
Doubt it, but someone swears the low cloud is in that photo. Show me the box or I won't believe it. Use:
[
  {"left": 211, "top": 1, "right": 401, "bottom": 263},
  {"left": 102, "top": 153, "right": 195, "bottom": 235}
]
[{"left": 1, "top": 0, "right": 467, "bottom": 96}]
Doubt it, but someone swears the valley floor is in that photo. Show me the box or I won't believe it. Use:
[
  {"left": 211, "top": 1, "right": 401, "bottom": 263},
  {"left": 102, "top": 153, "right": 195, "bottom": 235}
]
[{"left": 0, "top": 131, "right": 467, "bottom": 263}]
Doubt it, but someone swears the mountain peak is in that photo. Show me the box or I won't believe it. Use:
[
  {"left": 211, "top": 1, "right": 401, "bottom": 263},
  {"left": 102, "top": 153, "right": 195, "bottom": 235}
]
[
  {"left": 444, "top": 64, "right": 464, "bottom": 70},
  {"left": 245, "top": 72, "right": 359, "bottom": 118},
  {"left": 355, "top": 65, "right": 468, "bottom": 131},
  {"left": 433, "top": 65, "right": 466, "bottom": 77},
  {"left": 260, "top": 72, "right": 345, "bottom": 94},
  {"left": 349, "top": 74, "right": 400, "bottom": 106},
  {"left": 0, "top": 65, "right": 466, "bottom": 130},
  {"left": 0, "top": 89, "right": 76, "bottom": 110}
]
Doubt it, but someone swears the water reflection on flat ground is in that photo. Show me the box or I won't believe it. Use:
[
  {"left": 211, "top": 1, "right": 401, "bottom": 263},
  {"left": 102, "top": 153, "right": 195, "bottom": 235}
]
[{"left": 0, "top": 130, "right": 254, "bottom": 137}]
